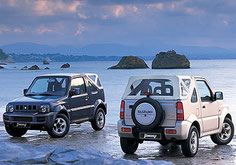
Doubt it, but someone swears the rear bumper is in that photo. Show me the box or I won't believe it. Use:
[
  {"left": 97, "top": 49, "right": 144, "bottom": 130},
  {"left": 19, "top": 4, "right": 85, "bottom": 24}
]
[
  {"left": 3, "top": 112, "right": 55, "bottom": 130},
  {"left": 117, "top": 120, "right": 191, "bottom": 140},
  {"left": 164, "top": 121, "right": 191, "bottom": 140}
]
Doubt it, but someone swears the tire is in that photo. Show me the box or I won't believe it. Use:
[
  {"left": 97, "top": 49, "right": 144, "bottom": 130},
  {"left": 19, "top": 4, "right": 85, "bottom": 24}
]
[
  {"left": 91, "top": 108, "right": 106, "bottom": 131},
  {"left": 120, "top": 137, "right": 139, "bottom": 154},
  {"left": 181, "top": 126, "right": 199, "bottom": 157},
  {"left": 210, "top": 118, "right": 234, "bottom": 145},
  {"left": 47, "top": 114, "right": 70, "bottom": 138},
  {"left": 132, "top": 97, "right": 164, "bottom": 130},
  {"left": 5, "top": 124, "right": 27, "bottom": 137}
]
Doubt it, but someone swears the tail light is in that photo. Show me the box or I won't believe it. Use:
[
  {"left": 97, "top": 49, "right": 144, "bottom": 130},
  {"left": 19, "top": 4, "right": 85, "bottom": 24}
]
[
  {"left": 176, "top": 102, "right": 184, "bottom": 121},
  {"left": 120, "top": 100, "right": 125, "bottom": 119},
  {"left": 166, "top": 129, "right": 177, "bottom": 134},
  {"left": 121, "top": 127, "right": 131, "bottom": 132}
]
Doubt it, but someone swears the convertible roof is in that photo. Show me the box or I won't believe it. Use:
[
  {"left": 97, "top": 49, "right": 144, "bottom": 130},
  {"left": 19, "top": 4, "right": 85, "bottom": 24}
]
[
  {"left": 122, "top": 75, "right": 204, "bottom": 100},
  {"left": 128, "top": 75, "right": 204, "bottom": 80},
  {"left": 38, "top": 73, "right": 98, "bottom": 78}
]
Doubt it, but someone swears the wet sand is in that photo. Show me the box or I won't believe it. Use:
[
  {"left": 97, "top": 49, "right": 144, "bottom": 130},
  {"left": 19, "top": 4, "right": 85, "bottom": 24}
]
[{"left": 0, "top": 122, "right": 235, "bottom": 165}]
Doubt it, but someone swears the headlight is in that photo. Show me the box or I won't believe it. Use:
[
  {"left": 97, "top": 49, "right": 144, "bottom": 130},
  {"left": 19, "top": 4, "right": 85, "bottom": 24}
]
[
  {"left": 39, "top": 104, "right": 50, "bottom": 113},
  {"left": 6, "top": 104, "right": 14, "bottom": 112}
]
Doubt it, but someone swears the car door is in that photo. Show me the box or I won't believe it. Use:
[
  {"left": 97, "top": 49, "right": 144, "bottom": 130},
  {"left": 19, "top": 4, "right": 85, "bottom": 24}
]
[
  {"left": 68, "top": 77, "right": 91, "bottom": 121},
  {"left": 85, "top": 79, "right": 98, "bottom": 118},
  {"left": 196, "top": 80, "right": 219, "bottom": 132}
]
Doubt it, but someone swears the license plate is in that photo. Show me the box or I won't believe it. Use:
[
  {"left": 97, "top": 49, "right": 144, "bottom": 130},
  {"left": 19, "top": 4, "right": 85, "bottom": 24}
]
[
  {"left": 16, "top": 123, "right": 27, "bottom": 128},
  {"left": 139, "top": 133, "right": 161, "bottom": 140}
]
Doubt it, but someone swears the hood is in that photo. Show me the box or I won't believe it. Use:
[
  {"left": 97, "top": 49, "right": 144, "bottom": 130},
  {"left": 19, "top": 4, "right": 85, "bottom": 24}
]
[{"left": 9, "top": 96, "right": 64, "bottom": 105}]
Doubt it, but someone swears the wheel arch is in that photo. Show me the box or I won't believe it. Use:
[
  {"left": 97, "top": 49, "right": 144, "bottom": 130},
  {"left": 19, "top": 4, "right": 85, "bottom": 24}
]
[
  {"left": 191, "top": 121, "right": 201, "bottom": 137},
  {"left": 57, "top": 109, "right": 70, "bottom": 120},
  {"left": 93, "top": 99, "right": 107, "bottom": 116},
  {"left": 53, "top": 105, "right": 70, "bottom": 121},
  {"left": 96, "top": 103, "right": 107, "bottom": 114},
  {"left": 225, "top": 113, "right": 232, "bottom": 121}
]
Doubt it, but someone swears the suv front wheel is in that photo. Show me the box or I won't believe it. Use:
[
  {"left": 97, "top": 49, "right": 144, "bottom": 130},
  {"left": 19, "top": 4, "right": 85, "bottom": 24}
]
[
  {"left": 47, "top": 114, "right": 70, "bottom": 138},
  {"left": 210, "top": 118, "right": 234, "bottom": 145},
  {"left": 120, "top": 137, "right": 139, "bottom": 154},
  {"left": 181, "top": 126, "right": 199, "bottom": 157}
]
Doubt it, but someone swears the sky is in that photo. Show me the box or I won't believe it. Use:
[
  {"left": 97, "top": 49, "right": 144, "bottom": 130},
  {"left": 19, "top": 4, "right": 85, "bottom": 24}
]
[{"left": 0, "top": 0, "right": 235, "bottom": 49}]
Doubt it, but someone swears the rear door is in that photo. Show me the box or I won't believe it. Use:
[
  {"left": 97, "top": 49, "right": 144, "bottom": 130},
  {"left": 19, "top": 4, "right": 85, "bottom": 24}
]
[
  {"left": 124, "top": 79, "right": 177, "bottom": 127},
  {"left": 196, "top": 80, "right": 219, "bottom": 132},
  {"left": 85, "top": 78, "right": 99, "bottom": 117},
  {"left": 68, "top": 77, "right": 90, "bottom": 121}
]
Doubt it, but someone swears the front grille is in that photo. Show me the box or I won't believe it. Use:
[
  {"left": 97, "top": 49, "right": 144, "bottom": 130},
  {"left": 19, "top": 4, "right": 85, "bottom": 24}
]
[
  {"left": 15, "top": 105, "right": 37, "bottom": 111},
  {"left": 13, "top": 117, "right": 32, "bottom": 122}
]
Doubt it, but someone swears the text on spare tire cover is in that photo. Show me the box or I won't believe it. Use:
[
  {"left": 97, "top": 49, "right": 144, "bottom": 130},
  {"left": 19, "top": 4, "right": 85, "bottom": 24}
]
[{"left": 135, "top": 103, "right": 156, "bottom": 126}]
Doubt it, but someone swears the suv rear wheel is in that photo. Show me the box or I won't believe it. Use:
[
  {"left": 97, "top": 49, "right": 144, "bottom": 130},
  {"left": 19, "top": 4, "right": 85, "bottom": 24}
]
[
  {"left": 91, "top": 108, "right": 105, "bottom": 131},
  {"left": 120, "top": 137, "right": 139, "bottom": 154},
  {"left": 5, "top": 125, "right": 27, "bottom": 137},
  {"left": 181, "top": 126, "right": 199, "bottom": 157},
  {"left": 210, "top": 118, "right": 234, "bottom": 145},
  {"left": 47, "top": 114, "right": 70, "bottom": 138}
]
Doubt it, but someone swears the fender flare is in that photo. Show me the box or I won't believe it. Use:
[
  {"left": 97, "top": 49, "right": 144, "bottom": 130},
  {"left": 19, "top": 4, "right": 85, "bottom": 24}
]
[
  {"left": 219, "top": 107, "right": 231, "bottom": 132},
  {"left": 92, "top": 99, "right": 107, "bottom": 118},
  {"left": 52, "top": 105, "right": 70, "bottom": 123},
  {"left": 186, "top": 114, "right": 202, "bottom": 137}
]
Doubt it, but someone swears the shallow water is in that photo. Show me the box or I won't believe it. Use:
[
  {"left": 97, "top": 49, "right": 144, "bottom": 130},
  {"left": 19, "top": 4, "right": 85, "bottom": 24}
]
[{"left": 0, "top": 60, "right": 236, "bottom": 126}]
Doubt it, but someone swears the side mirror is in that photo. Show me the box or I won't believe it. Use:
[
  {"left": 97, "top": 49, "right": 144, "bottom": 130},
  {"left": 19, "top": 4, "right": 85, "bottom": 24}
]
[
  {"left": 23, "top": 89, "right": 27, "bottom": 96},
  {"left": 69, "top": 90, "right": 75, "bottom": 97},
  {"left": 215, "top": 91, "right": 223, "bottom": 100},
  {"left": 74, "top": 88, "right": 81, "bottom": 95}
]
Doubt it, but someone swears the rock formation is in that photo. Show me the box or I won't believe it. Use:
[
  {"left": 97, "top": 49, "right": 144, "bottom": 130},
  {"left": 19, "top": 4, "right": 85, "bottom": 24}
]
[
  {"left": 43, "top": 60, "right": 49, "bottom": 65},
  {"left": 108, "top": 56, "right": 149, "bottom": 69},
  {"left": 0, "top": 49, "right": 14, "bottom": 63},
  {"left": 61, "top": 63, "right": 70, "bottom": 68},
  {"left": 28, "top": 65, "right": 40, "bottom": 70},
  {"left": 152, "top": 50, "right": 190, "bottom": 69}
]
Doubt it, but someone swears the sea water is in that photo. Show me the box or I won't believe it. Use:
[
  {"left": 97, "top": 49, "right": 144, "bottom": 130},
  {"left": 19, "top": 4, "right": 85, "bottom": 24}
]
[{"left": 0, "top": 60, "right": 236, "bottom": 126}]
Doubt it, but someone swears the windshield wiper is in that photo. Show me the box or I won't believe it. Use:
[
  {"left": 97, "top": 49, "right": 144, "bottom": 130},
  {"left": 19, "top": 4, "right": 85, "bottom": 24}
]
[
  {"left": 26, "top": 93, "right": 60, "bottom": 96},
  {"left": 38, "top": 93, "right": 57, "bottom": 96},
  {"left": 25, "top": 94, "right": 37, "bottom": 96}
]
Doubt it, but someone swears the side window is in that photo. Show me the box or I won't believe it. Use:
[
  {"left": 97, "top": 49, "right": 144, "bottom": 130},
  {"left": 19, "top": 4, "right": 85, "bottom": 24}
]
[
  {"left": 88, "top": 81, "right": 97, "bottom": 93},
  {"left": 71, "top": 78, "right": 86, "bottom": 95},
  {"left": 196, "top": 81, "right": 212, "bottom": 102},
  {"left": 181, "top": 83, "right": 188, "bottom": 96},
  {"left": 191, "top": 88, "right": 198, "bottom": 103}
]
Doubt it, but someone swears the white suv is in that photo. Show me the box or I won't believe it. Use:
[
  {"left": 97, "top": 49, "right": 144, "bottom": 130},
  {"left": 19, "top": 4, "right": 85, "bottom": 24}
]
[{"left": 117, "top": 75, "right": 234, "bottom": 157}]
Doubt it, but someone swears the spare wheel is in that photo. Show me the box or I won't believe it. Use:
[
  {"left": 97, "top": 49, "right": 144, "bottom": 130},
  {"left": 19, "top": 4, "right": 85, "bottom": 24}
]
[{"left": 132, "top": 97, "right": 164, "bottom": 130}]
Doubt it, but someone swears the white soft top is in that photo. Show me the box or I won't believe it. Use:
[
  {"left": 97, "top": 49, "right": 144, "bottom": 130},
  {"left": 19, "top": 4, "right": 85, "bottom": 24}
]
[{"left": 122, "top": 75, "right": 199, "bottom": 100}]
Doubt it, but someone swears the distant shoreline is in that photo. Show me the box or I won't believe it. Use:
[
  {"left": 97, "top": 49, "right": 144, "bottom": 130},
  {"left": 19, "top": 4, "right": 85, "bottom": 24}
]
[{"left": 9, "top": 53, "right": 236, "bottom": 63}]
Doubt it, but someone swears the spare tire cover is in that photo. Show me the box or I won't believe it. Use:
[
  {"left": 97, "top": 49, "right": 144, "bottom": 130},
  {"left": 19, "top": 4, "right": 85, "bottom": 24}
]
[{"left": 132, "top": 97, "right": 164, "bottom": 130}]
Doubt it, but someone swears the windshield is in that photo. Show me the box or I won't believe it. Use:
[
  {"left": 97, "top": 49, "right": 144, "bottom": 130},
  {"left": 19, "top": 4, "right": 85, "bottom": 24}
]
[
  {"left": 128, "top": 79, "right": 173, "bottom": 96},
  {"left": 26, "top": 77, "right": 69, "bottom": 96}
]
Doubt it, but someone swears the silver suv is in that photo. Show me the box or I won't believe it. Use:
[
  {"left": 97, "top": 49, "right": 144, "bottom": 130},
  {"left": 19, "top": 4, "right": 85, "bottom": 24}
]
[{"left": 118, "top": 75, "right": 234, "bottom": 157}]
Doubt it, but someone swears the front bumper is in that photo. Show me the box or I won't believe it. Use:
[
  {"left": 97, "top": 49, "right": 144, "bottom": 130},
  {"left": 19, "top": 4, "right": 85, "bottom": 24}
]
[
  {"left": 3, "top": 112, "right": 55, "bottom": 130},
  {"left": 117, "top": 119, "right": 191, "bottom": 140}
]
